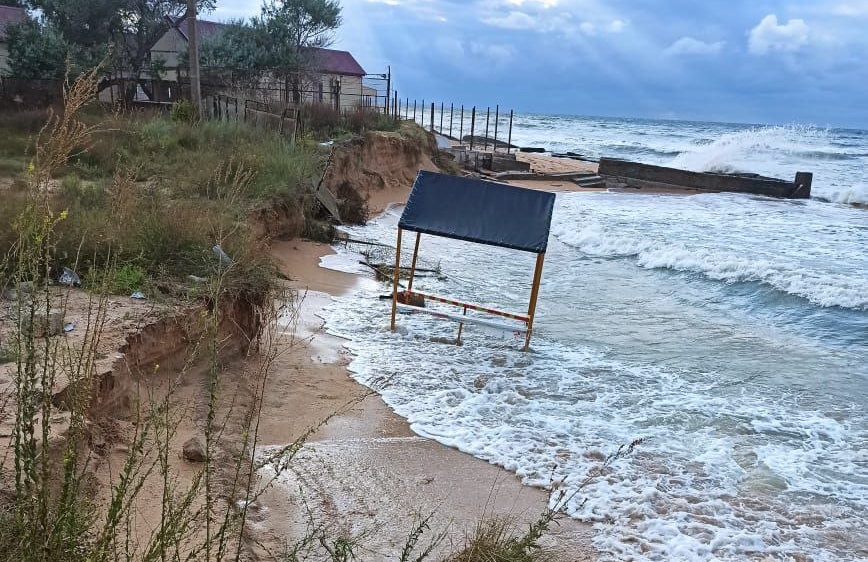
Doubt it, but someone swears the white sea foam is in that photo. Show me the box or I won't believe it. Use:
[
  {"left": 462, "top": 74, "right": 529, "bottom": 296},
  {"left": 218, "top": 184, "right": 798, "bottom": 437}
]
[
  {"left": 551, "top": 193, "right": 868, "bottom": 310},
  {"left": 316, "top": 187, "right": 868, "bottom": 561},
  {"left": 321, "top": 286, "right": 868, "bottom": 561}
]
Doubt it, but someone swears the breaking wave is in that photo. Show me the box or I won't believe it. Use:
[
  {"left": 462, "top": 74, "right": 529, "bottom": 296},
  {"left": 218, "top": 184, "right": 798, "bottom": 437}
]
[{"left": 554, "top": 223, "right": 868, "bottom": 310}]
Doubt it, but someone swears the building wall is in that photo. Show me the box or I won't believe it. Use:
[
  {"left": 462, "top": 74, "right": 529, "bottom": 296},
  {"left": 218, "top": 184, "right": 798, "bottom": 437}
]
[
  {"left": 146, "top": 29, "right": 375, "bottom": 110},
  {"left": 150, "top": 28, "right": 186, "bottom": 81}
]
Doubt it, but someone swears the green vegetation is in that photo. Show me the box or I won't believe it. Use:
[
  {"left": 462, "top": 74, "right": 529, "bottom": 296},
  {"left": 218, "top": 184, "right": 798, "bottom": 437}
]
[
  {"left": 0, "top": 101, "right": 328, "bottom": 298},
  {"left": 201, "top": 0, "right": 342, "bottom": 89}
]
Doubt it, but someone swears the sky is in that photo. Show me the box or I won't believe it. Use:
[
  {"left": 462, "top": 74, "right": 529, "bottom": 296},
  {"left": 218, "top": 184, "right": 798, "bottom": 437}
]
[{"left": 210, "top": 0, "right": 868, "bottom": 127}]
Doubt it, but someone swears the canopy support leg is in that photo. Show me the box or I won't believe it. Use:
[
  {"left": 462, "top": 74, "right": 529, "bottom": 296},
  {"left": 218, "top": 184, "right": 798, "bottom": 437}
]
[
  {"left": 390, "top": 228, "right": 403, "bottom": 330},
  {"left": 524, "top": 252, "right": 546, "bottom": 351},
  {"left": 407, "top": 232, "right": 421, "bottom": 291}
]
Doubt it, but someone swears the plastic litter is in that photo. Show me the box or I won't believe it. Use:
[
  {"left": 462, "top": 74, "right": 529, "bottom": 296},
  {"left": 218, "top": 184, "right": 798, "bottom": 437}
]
[
  {"left": 212, "top": 245, "right": 233, "bottom": 268},
  {"left": 59, "top": 267, "right": 81, "bottom": 287},
  {"left": 187, "top": 274, "right": 207, "bottom": 284},
  {"left": 319, "top": 140, "right": 335, "bottom": 146},
  {"left": 63, "top": 321, "right": 76, "bottom": 333},
  {"left": 130, "top": 291, "right": 146, "bottom": 300}
]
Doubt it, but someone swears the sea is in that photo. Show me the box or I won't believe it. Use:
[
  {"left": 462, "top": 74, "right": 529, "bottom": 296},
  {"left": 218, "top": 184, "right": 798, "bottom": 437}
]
[{"left": 318, "top": 115, "right": 868, "bottom": 561}]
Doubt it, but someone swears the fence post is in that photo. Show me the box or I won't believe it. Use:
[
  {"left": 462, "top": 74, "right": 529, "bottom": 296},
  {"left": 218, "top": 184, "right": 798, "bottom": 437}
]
[
  {"left": 413, "top": 99, "right": 417, "bottom": 122},
  {"left": 385, "top": 66, "right": 391, "bottom": 115},
  {"left": 405, "top": 97, "right": 409, "bottom": 119},
  {"left": 493, "top": 105, "right": 500, "bottom": 153},
  {"left": 421, "top": 99, "right": 425, "bottom": 127},
  {"left": 430, "top": 102, "right": 435, "bottom": 133},
  {"left": 394, "top": 91, "right": 399, "bottom": 119},
  {"left": 439, "top": 101, "right": 444, "bottom": 132},
  {"left": 507, "top": 110, "right": 514, "bottom": 154},
  {"left": 470, "top": 106, "right": 476, "bottom": 151},
  {"left": 449, "top": 103, "right": 454, "bottom": 138},
  {"left": 460, "top": 105, "right": 464, "bottom": 142},
  {"left": 484, "top": 107, "right": 490, "bottom": 151}
]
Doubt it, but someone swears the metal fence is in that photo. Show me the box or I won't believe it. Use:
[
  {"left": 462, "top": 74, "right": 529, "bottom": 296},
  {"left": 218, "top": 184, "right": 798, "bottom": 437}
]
[{"left": 400, "top": 99, "right": 517, "bottom": 153}]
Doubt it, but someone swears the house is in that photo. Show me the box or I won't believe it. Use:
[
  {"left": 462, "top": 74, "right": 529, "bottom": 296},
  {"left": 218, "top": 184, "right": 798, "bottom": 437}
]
[
  {"left": 148, "top": 17, "right": 372, "bottom": 110},
  {"left": 0, "top": 6, "right": 27, "bottom": 75}
]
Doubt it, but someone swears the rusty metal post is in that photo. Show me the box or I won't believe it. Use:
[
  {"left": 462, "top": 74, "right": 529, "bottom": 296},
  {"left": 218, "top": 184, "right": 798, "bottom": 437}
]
[
  {"left": 507, "top": 110, "right": 514, "bottom": 154},
  {"left": 470, "top": 106, "right": 476, "bottom": 150},
  {"left": 407, "top": 232, "right": 421, "bottom": 292},
  {"left": 484, "top": 107, "right": 490, "bottom": 151},
  {"left": 449, "top": 102, "right": 454, "bottom": 137},
  {"left": 390, "top": 228, "right": 403, "bottom": 330},
  {"left": 524, "top": 252, "right": 546, "bottom": 351},
  {"left": 493, "top": 105, "right": 499, "bottom": 153}
]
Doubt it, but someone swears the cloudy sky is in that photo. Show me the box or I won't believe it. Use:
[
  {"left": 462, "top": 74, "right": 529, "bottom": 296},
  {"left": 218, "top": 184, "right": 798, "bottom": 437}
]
[{"left": 211, "top": 0, "right": 868, "bottom": 127}]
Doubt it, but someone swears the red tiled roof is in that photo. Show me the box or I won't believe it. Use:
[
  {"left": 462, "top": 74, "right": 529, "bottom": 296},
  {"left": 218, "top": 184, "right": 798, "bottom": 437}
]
[
  {"left": 167, "top": 16, "right": 366, "bottom": 76},
  {"left": 307, "top": 47, "right": 366, "bottom": 77},
  {"left": 0, "top": 6, "right": 27, "bottom": 41}
]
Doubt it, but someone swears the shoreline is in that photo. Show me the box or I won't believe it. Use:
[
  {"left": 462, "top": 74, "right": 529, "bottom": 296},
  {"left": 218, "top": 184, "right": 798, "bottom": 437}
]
[{"left": 251, "top": 203, "right": 597, "bottom": 558}]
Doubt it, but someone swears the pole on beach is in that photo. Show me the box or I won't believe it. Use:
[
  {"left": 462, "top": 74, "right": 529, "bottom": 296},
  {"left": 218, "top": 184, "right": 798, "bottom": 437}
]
[
  {"left": 421, "top": 99, "right": 425, "bottom": 127},
  {"left": 493, "top": 105, "right": 499, "bottom": 153},
  {"left": 460, "top": 106, "right": 464, "bottom": 142},
  {"left": 394, "top": 91, "right": 399, "bottom": 120},
  {"left": 507, "top": 110, "right": 514, "bottom": 154},
  {"left": 470, "top": 107, "right": 476, "bottom": 151},
  {"left": 413, "top": 100, "right": 417, "bottom": 122},
  {"left": 430, "top": 102, "right": 435, "bottom": 133},
  {"left": 407, "top": 232, "right": 421, "bottom": 292},
  {"left": 449, "top": 103, "right": 454, "bottom": 137},
  {"left": 523, "top": 252, "right": 546, "bottom": 351},
  {"left": 439, "top": 102, "right": 444, "bottom": 132},
  {"left": 484, "top": 107, "right": 490, "bottom": 151},
  {"left": 405, "top": 98, "right": 409, "bottom": 119},
  {"left": 390, "top": 228, "right": 403, "bottom": 331}
]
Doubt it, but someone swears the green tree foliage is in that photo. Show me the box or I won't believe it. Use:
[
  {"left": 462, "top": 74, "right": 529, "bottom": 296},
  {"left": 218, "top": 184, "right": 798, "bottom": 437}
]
[
  {"left": 5, "top": 20, "right": 67, "bottom": 79},
  {"left": 201, "top": 0, "right": 342, "bottom": 98},
  {"left": 27, "top": 0, "right": 214, "bottom": 101}
]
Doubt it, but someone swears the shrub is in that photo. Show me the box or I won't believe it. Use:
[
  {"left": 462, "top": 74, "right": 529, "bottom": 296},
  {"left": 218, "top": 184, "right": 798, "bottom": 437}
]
[
  {"left": 171, "top": 99, "right": 197, "bottom": 124},
  {"left": 109, "top": 263, "right": 146, "bottom": 294}
]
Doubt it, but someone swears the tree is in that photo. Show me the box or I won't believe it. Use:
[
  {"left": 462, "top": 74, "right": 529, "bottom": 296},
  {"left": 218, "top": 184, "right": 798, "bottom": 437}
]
[
  {"left": 5, "top": 20, "right": 67, "bottom": 80},
  {"left": 28, "top": 0, "right": 215, "bottom": 102},
  {"left": 202, "top": 0, "right": 342, "bottom": 102}
]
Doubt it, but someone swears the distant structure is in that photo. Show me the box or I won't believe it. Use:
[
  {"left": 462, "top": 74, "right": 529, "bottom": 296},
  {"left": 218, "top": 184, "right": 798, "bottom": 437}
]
[
  {"left": 132, "top": 16, "right": 375, "bottom": 109},
  {"left": 0, "top": 6, "right": 27, "bottom": 75}
]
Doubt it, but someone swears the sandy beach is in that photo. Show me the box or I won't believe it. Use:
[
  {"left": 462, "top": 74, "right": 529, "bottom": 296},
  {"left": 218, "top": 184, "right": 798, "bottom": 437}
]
[{"left": 248, "top": 172, "right": 598, "bottom": 559}]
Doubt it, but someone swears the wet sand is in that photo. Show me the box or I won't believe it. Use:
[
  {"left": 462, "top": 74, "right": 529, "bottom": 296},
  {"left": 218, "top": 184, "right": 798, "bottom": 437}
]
[{"left": 249, "top": 241, "right": 596, "bottom": 559}]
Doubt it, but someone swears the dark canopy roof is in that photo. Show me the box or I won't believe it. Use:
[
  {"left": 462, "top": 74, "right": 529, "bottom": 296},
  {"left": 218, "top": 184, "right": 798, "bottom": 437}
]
[{"left": 398, "top": 171, "right": 556, "bottom": 253}]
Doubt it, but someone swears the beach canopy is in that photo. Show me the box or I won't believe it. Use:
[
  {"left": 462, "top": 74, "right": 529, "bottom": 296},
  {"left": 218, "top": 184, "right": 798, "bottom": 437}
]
[{"left": 398, "top": 171, "right": 556, "bottom": 253}]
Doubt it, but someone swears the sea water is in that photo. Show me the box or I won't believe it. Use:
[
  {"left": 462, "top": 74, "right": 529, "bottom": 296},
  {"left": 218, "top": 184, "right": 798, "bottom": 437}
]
[{"left": 318, "top": 116, "right": 868, "bottom": 561}]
